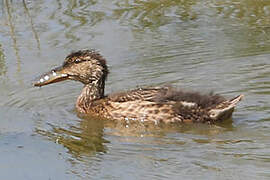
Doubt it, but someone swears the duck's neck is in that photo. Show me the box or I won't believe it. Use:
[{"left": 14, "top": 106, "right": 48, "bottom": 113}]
[{"left": 76, "top": 80, "right": 105, "bottom": 113}]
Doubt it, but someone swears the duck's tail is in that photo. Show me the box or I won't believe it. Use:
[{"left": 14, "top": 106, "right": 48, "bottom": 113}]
[{"left": 208, "top": 94, "right": 244, "bottom": 121}]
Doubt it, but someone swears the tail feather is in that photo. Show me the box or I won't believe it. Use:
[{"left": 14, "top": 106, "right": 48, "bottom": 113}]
[
  {"left": 229, "top": 94, "right": 244, "bottom": 106},
  {"left": 209, "top": 94, "right": 244, "bottom": 121}
]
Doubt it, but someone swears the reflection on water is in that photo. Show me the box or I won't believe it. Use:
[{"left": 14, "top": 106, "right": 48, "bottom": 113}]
[
  {"left": 4, "top": 0, "right": 21, "bottom": 73},
  {"left": 214, "top": 0, "right": 270, "bottom": 26},
  {"left": 35, "top": 112, "right": 236, "bottom": 159},
  {"left": 113, "top": 0, "right": 198, "bottom": 28},
  {"left": 22, "top": 0, "right": 40, "bottom": 50},
  {"left": 0, "top": 0, "right": 270, "bottom": 179},
  {"left": 0, "top": 44, "right": 6, "bottom": 76},
  {"left": 36, "top": 116, "right": 108, "bottom": 158}
]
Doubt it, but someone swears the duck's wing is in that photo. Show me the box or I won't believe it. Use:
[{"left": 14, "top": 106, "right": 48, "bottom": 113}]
[
  {"left": 108, "top": 86, "right": 226, "bottom": 108},
  {"left": 105, "top": 86, "right": 243, "bottom": 123},
  {"left": 107, "top": 86, "right": 170, "bottom": 102}
]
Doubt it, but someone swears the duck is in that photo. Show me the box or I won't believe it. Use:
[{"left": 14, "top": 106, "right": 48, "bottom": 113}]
[{"left": 34, "top": 50, "right": 243, "bottom": 124}]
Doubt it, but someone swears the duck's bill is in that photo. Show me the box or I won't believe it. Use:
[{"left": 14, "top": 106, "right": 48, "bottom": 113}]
[{"left": 34, "top": 69, "right": 69, "bottom": 87}]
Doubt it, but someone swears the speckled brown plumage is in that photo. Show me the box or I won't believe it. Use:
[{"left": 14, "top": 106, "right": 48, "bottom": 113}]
[{"left": 34, "top": 50, "right": 243, "bottom": 124}]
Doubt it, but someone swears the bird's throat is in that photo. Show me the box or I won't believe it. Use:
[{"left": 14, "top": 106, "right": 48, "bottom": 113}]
[{"left": 76, "top": 80, "right": 105, "bottom": 113}]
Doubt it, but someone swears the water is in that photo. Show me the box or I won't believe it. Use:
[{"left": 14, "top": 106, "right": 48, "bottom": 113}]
[{"left": 0, "top": 0, "right": 270, "bottom": 179}]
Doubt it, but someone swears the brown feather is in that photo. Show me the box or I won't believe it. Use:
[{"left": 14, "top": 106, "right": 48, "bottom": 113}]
[{"left": 34, "top": 50, "right": 243, "bottom": 124}]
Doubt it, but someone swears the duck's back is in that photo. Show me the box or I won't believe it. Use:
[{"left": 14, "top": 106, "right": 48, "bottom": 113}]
[{"left": 86, "top": 86, "right": 242, "bottom": 124}]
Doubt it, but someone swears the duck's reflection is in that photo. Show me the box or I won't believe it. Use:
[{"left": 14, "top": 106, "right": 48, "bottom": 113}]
[
  {"left": 36, "top": 115, "right": 108, "bottom": 158},
  {"left": 36, "top": 113, "right": 234, "bottom": 158}
]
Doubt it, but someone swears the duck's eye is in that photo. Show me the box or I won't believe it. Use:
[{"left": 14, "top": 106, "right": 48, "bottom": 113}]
[{"left": 75, "top": 59, "right": 81, "bottom": 63}]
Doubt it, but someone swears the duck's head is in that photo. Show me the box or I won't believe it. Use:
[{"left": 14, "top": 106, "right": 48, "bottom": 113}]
[{"left": 34, "top": 50, "right": 109, "bottom": 87}]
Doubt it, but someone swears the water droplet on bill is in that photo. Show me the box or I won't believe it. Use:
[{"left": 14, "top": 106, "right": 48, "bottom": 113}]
[{"left": 44, "top": 75, "right": 49, "bottom": 80}]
